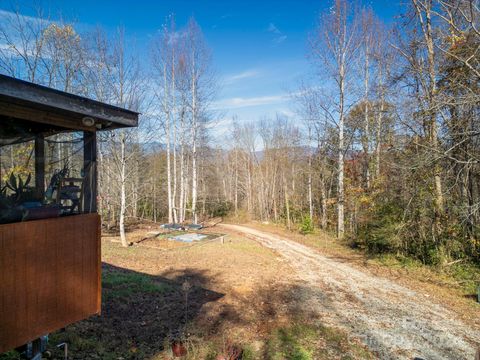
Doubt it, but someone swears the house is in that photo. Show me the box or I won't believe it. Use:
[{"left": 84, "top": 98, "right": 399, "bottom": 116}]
[{"left": 0, "top": 74, "right": 139, "bottom": 355}]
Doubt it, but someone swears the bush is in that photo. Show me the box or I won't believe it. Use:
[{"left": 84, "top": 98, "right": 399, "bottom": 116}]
[
  {"left": 204, "top": 200, "right": 232, "bottom": 218},
  {"left": 299, "top": 216, "right": 314, "bottom": 235},
  {"left": 355, "top": 202, "right": 403, "bottom": 254}
]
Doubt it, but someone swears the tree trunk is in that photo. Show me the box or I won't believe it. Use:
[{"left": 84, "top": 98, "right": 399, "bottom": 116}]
[
  {"left": 413, "top": 0, "right": 444, "bottom": 220},
  {"left": 337, "top": 65, "right": 345, "bottom": 239},
  {"left": 320, "top": 174, "right": 328, "bottom": 229},
  {"left": 179, "top": 111, "right": 185, "bottom": 223},
  {"left": 363, "top": 37, "right": 370, "bottom": 189},
  {"left": 172, "top": 77, "right": 178, "bottom": 224},
  {"left": 283, "top": 173, "right": 291, "bottom": 230},
  {"left": 426, "top": 6, "right": 444, "bottom": 219},
  {"left": 375, "top": 95, "right": 384, "bottom": 179},
  {"left": 119, "top": 132, "right": 128, "bottom": 247},
  {"left": 234, "top": 149, "right": 238, "bottom": 215},
  {"left": 308, "top": 155, "right": 314, "bottom": 221},
  {"left": 191, "top": 58, "right": 198, "bottom": 224},
  {"left": 165, "top": 62, "right": 173, "bottom": 223}
]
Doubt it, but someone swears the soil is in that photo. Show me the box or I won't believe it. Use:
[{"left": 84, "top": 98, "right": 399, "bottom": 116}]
[
  {"left": 46, "top": 226, "right": 331, "bottom": 359},
  {"left": 219, "top": 223, "right": 480, "bottom": 360}
]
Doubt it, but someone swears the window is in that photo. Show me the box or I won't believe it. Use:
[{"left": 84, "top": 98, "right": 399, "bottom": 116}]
[{"left": 0, "top": 119, "right": 95, "bottom": 224}]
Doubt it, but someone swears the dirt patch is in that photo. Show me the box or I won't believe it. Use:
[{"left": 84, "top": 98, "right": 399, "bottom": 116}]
[
  {"left": 22, "top": 229, "right": 373, "bottom": 359},
  {"left": 55, "top": 264, "right": 224, "bottom": 358}
]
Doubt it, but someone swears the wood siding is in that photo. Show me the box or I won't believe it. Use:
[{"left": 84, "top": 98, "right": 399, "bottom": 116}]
[{"left": 0, "top": 213, "right": 101, "bottom": 353}]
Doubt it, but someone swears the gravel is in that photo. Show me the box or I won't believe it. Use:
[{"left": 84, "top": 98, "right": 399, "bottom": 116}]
[{"left": 221, "top": 224, "right": 480, "bottom": 360}]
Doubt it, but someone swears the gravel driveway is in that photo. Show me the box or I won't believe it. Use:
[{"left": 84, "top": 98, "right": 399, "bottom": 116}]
[{"left": 220, "top": 224, "right": 480, "bottom": 360}]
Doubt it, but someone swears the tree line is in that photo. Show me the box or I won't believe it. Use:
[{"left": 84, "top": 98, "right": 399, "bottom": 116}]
[
  {"left": 220, "top": 0, "right": 480, "bottom": 265},
  {"left": 1, "top": 0, "right": 479, "bottom": 265}
]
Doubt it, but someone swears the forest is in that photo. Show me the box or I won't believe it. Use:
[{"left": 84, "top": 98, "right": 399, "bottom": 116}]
[{"left": 0, "top": 0, "right": 479, "bottom": 267}]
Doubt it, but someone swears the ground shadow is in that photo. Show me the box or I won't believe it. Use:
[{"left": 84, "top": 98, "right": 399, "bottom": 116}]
[
  {"left": 463, "top": 294, "right": 479, "bottom": 302},
  {"left": 44, "top": 263, "right": 371, "bottom": 359},
  {"left": 48, "top": 263, "right": 224, "bottom": 359}
]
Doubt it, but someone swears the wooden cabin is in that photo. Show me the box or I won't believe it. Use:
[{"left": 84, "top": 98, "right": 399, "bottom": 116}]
[{"left": 0, "top": 74, "right": 139, "bottom": 354}]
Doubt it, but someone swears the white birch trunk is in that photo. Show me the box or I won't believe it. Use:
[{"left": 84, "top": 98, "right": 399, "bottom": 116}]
[
  {"left": 308, "top": 155, "right": 314, "bottom": 221},
  {"left": 179, "top": 126, "right": 185, "bottom": 223},
  {"left": 119, "top": 132, "right": 128, "bottom": 247},
  {"left": 337, "top": 63, "right": 345, "bottom": 239},
  {"left": 375, "top": 91, "right": 384, "bottom": 179},
  {"left": 363, "top": 37, "right": 370, "bottom": 189},
  {"left": 234, "top": 149, "right": 238, "bottom": 215},
  {"left": 164, "top": 62, "right": 173, "bottom": 223},
  {"left": 191, "top": 56, "right": 198, "bottom": 224},
  {"left": 320, "top": 174, "right": 327, "bottom": 229},
  {"left": 171, "top": 41, "right": 178, "bottom": 224}
]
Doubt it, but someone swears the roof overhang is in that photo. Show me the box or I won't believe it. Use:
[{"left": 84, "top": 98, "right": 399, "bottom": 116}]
[{"left": 0, "top": 74, "right": 139, "bottom": 133}]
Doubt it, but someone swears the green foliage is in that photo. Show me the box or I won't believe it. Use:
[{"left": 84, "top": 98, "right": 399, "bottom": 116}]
[
  {"left": 239, "top": 345, "right": 256, "bottom": 360},
  {"left": 49, "top": 329, "right": 123, "bottom": 360},
  {"left": 299, "top": 216, "right": 314, "bottom": 235},
  {"left": 225, "top": 208, "right": 251, "bottom": 223},
  {"left": 265, "top": 325, "right": 314, "bottom": 360},
  {"left": 102, "top": 271, "right": 172, "bottom": 299},
  {"left": 377, "top": 254, "right": 422, "bottom": 269},
  {"left": 0, "top": 172, "right": 38, "bottom": 224},
  {"left": 264, "top": 323, "right": 372, "bottom": 360},
  {"left": 4, "top": 172, "right": 38, "bottom": 204},
  {"left": 446, "top": 262, "right": 480, "bottom": 295},
  {"left": 204, "top": 200, "right": 232, "bottom": 218},
  {"left": 355, "top": 202, "right": 403, "bottom": 254},
  {"left": 5, "top": 172, "right": 31, "bottom": 193},
  {"left": 0, "top": 351, "right": 21, "bottom": 360}
]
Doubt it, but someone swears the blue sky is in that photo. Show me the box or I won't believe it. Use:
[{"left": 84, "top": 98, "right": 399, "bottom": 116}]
[{"left": 0, "top": 0, "right": 403, "bottom": 139}]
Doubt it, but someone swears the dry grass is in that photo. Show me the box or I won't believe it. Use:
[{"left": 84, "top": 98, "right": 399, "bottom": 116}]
[{"left": 0, "top": 225, "right": 376, "bottom": 359}]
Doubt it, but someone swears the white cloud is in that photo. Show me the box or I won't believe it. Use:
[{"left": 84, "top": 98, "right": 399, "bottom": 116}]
[
  {"left": 214, "top": 94, "right": 288, "bottom": 110},
  {"left": 267, "top": 23, "right": 281, "bottom": 35},
  {"left": 223, "top": 69, "right": 260, "bottom": 84},
  {"left": 267, "top": 22, "right": 287, "bottom": 44},
  {"left": 0, "top": 8, "right": 51, "bottom": 26},
  {"left": 277, "top": 108, "right": 295, "bottom": 118},
  {"left": 274, "top": 35, "right": 287, "bottom": 44}
]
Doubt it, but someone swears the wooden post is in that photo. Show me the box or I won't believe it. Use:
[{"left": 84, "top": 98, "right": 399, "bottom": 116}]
[
  {"left": 83, "top": 131, "right": 97, "bottom": 213},
  {"left": 34, "top": 135, "right": 45, "bottom": 199}
]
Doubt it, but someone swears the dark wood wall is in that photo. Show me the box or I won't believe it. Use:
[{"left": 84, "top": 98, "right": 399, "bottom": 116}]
[{"left": 0, "top": 214, "right": 101, "bottom": 353}]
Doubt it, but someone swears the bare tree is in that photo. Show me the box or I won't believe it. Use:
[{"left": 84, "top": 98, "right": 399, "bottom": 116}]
[
  {"left": 412, "top": 0, "right": 445, "bottom": 222},
  {"left": 87, "top": 27, "right": 145, "bottom": 247},
  {"left": 310, "top": 0, "right": 361, "bottom": 238},
  {"left": 184, "top": 18, "right": 215, "bottom": 224},
  {"left": 151, "top": 17, "right": 177, "bottom": 224},
  {"left": 0, "top": 5, "right": 48, "bottom": 82}
]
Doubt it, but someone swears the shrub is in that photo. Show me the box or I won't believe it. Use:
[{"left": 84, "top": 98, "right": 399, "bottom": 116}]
[
  {"left": 299, "top": 216, "right": 314, "bottom": 235},
  {"left": 355, "top": 202, "right": 403, "bottom": 254}
]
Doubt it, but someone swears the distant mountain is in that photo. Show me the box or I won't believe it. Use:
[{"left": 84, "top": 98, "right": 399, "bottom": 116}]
[{"left": 251, "top": 145, "right": 317, "bottom": 161}]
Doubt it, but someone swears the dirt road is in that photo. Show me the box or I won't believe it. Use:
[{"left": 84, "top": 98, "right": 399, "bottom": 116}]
[{"left": 219, "top": 224, "right": 480, "bottom": 360}]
